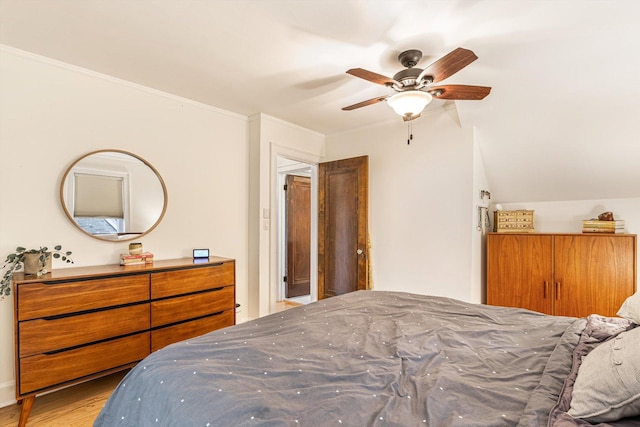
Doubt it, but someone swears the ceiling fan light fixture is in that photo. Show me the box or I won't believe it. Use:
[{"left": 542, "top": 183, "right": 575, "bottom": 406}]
[{"left": 387, "top": 91, "right": 432, "bottom": 119}]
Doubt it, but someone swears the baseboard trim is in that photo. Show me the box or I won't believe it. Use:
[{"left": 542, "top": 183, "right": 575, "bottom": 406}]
[{"left": 0, "top": 379, "right": 16, "bottom": 408}]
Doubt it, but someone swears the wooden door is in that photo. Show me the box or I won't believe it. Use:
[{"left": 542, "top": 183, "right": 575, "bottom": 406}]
[
  {"left": 486, "top": 233, "right": 553, "bottom": 314},
  {"left": 285, "top": 175, "right": 311, "bottom": 298},
  {"left": 318, "top": 156, "right": 368, "bottom": 299},
  {"left": 554, "top": 234, "right": 636, "bottom": 317}
]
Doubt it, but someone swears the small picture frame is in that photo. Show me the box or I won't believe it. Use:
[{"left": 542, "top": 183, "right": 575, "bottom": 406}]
[{"left": 193, "top": 248, "right": 209, "bottom": 259}]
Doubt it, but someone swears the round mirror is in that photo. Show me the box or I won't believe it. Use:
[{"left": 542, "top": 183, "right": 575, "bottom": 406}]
[{"left": 60, "top": 150, "right": 168, "bottom": 241}]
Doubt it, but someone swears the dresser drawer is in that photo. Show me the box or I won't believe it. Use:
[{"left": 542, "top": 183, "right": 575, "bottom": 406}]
[
  {"left": 151, "top": 262, "right": 234, "bottom": 299},
  {"left": 19, "top": 303, "right": 150, "bottom": 357},
  {"left": 17, "top": 275, "right": 150, "bottom": 321},
  {"left": 151, "top": 310, "right": 235, "bottom": 352},
  {"left": 151, "top": 285, "right": 234, "bottom": 328},
  {"left": 19, "top": 332, "right": 150, "bottom": 395}
]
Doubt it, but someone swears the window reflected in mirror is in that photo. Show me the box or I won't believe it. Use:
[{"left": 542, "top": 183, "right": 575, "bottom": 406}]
[{"left": 60, "top": 150, "right": 167, "bottom": 241}]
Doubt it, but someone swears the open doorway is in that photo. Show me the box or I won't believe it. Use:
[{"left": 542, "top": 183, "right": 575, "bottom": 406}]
[
  {"left": 272, "top": 155, "right": 368, "bottom": 313},
  {"left": 276, "top": 156, "right": 318, "bottom": 307}
]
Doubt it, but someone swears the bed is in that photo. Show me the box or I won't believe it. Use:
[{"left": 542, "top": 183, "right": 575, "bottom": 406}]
[{"left": 94, "top": 290, "right": 640, "bottom": 426}]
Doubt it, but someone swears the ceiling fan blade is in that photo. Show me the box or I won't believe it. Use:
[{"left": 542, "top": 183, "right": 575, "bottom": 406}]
[
  {"left": 427, "top": 85, "right": 491, "bottom": 100},
  {"left": 417, "top": 48, "right": 478, "bottom": 84},
  {"left": 346, "top": 68, "right": 398, "bottom": 86},
  {"left": 342, "top": 95, "right": 389, "bottom": 111}
]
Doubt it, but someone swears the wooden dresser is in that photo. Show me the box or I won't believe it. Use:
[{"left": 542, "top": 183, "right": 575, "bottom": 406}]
[
  {"left": 12, "top": 257, "right": 235, "bottom": 427},
  {"left": 487, "top": 233, "right": 636, "bottom": 317}
]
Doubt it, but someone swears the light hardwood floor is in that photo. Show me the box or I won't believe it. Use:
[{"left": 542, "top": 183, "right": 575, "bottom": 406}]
[
  {"left": 275, "top": 299, "right": 302, "bottom": 312},
  {"left": 0, "top": 302, "right": 300, "bottom": 426},
  {"left": 0, "top": 371, "right": 126, "bottom": 427}
]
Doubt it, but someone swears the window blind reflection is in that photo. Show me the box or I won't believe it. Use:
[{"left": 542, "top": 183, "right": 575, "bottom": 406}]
[{"left": 74, "top": 173, "right": 124, "bottom": 218}]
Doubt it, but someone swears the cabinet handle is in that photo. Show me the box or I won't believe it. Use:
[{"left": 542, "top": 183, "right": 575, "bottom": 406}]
[
  {"left": 543, "top": 281, "right": 548, "bottom": 299},
  {"left": 555, "top": 282, "right": 561, "bottom": 300}
]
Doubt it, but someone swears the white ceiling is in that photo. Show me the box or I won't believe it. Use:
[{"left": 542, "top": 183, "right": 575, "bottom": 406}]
[{"left": 2, "top": 0, "right": 640, "bottom": 203}]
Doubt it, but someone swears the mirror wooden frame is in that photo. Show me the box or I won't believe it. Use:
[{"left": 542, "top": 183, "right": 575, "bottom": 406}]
[{"left": 60, "top": 149, "right": 168, "bottom": 241}]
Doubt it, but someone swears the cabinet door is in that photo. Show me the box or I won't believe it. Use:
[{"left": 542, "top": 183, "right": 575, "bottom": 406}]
[
  {"left": 151, "top": 262, "right": 234, "bottom": 299},
  {"left": 151, "top": 310, "right": 235, "bottom": 352},
  {"left": 151, "top": 285, "right": 235, "bottom": 328},
  {"left": 487, "top": 234, "right": 553, "bottom": 314},
  {"left": 554, "top": 235, "right": 636, "bottom": 317},
  {"left": 17, "top": 275, "right": 149, "bottom": 321}
]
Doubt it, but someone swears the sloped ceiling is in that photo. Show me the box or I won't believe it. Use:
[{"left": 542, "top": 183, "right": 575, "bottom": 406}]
[{"left": 1, "top": 0, "right": 640, "bottom": 203}]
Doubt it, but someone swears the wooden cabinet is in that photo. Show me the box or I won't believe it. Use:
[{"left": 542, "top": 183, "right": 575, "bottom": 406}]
[
  {"left": 487, "top": 233, "right": 636, "bottom": 317},
  {"left": 13, "top": 257, "right": 235, "bottom": 427},
  {"left": 150, "top": 262, "right": 236, "bottom": 351}
]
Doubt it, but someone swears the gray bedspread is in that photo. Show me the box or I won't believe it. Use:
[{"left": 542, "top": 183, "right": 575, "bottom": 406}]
[{"left": 95, "top": 290, "right": 583, "bottom": 426}]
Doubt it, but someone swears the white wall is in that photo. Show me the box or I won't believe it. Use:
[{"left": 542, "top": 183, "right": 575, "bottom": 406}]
[
  {"left": 248, "top": 113, "right": 324, "bottom": 318},
  {"left": 0, "top": 47, "right": 249, "bottom": 406},
  {"left": 472, "top": 133, "right": 492, "bottom": 303},
  {"left": 324, "top": 106, "right": 479, "bottom": 303},
  {"left": 495, "top": 198, "right": 640, "bottom": 235},
  {"left": 495, "top": 198, "right": 640, "bottom": 285}
]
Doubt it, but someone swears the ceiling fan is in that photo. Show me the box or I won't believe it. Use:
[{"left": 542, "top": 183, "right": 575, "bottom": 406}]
[{"left": 342, "top": 47, "right": 491, "bottom": 121}]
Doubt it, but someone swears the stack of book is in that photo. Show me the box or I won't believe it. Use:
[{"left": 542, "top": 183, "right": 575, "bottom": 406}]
[
  {"left": 582, "top": 219, "right": 626, "bottom": 234},
  {"left": 120, "top": 252, "right": 154, "bottom": 265}
]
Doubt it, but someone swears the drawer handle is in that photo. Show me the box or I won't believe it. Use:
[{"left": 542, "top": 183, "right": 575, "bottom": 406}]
[
  {"left": 42, "top": 331, "right": 145, "bottom": 354},
  {"left": 151, "top": 311, "right": 226, "bottom": 330},
  {"left": 41, "top": 301, "right": 146, "bottom": 320}
]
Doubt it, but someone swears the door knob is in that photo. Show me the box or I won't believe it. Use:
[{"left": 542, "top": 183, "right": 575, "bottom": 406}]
[{"left": 356, "top": 249, "right": 363, "bottom": 255}]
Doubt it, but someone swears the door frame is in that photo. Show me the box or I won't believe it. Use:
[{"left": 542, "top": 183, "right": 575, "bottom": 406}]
[
  {"left": 277, "top": 158, "right": 315, "bottom": 304},
  {"left": 269, "top": 145, "right": 320, "bottom": 314}
]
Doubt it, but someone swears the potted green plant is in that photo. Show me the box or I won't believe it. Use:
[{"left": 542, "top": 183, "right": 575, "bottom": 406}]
[{"left": 1, "top": 246, "right": 73, "bottom": 299}]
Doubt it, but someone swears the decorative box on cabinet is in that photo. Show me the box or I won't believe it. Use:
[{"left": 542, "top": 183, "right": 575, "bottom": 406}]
[
  {"left": 486, "top": 233, "right": 636, "bottom": 318},
  {"left": 13, "top": 257, "right": 235, "bottom": 427}
]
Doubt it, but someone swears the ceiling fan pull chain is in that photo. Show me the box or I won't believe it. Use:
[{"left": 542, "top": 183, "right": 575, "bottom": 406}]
[{"left": 407, "top": 121, "right": 413, "bottom": 145}]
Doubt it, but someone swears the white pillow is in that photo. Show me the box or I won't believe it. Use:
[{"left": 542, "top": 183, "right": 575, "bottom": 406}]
[
  {"left": 568, "top": 326, "right": 640, "bottom": 422},
  {"left": 618, "top": 291, "right": 640, "bottom": 324}
]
